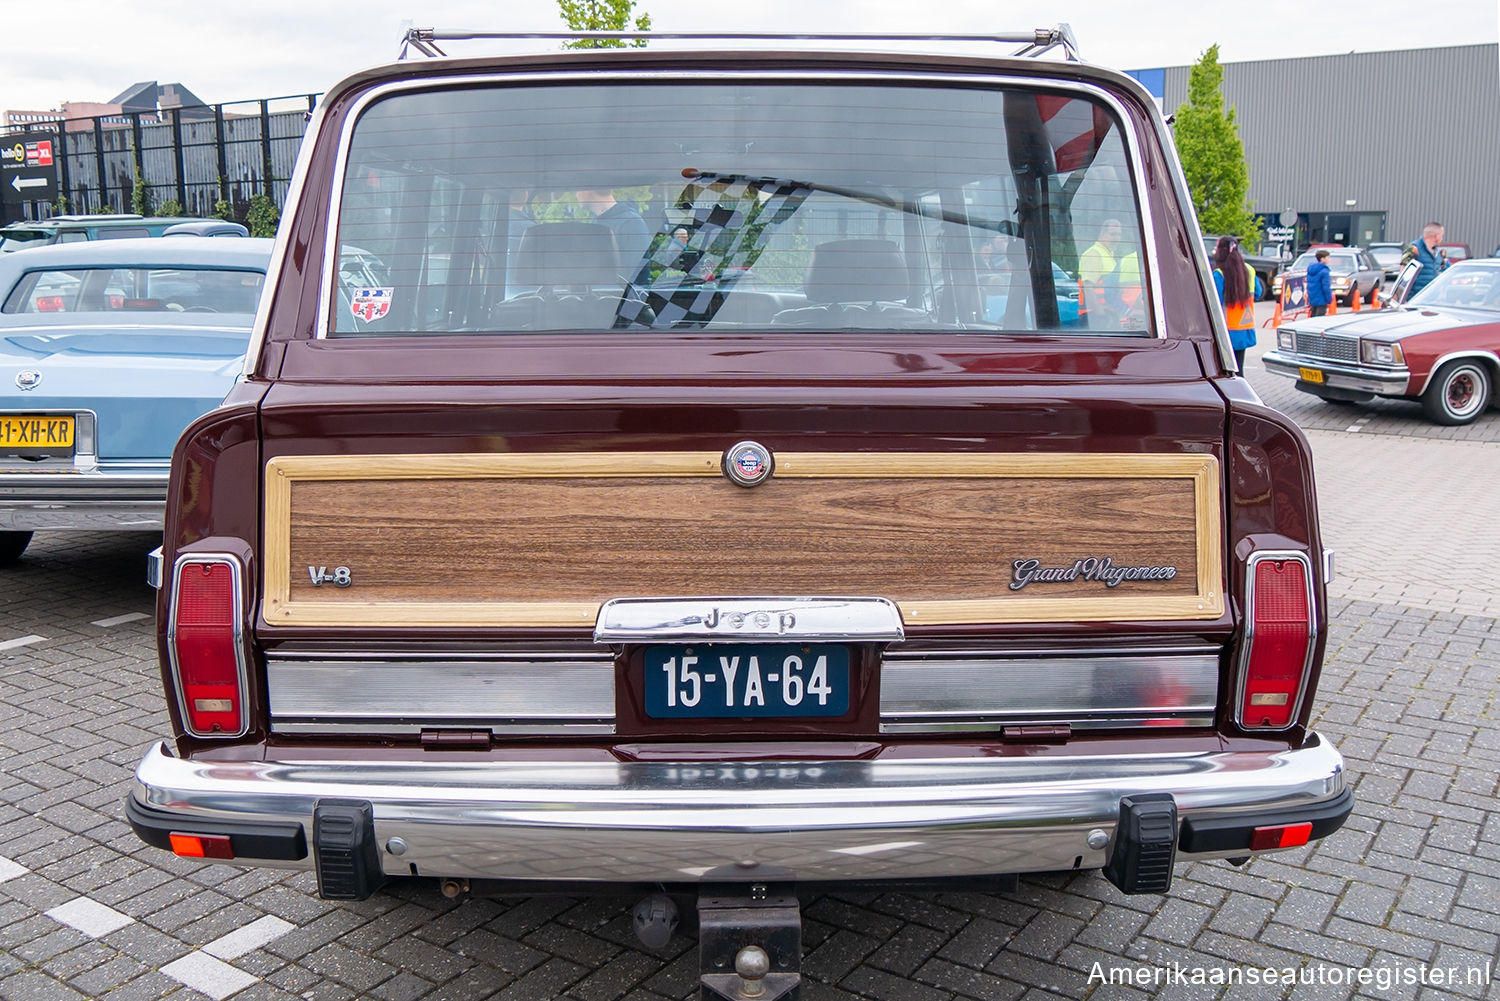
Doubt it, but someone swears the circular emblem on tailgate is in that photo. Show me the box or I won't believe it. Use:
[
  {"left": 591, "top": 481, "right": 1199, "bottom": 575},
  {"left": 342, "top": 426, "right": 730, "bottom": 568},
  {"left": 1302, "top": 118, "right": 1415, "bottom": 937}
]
[
  {"left": 15, "top": 369, "right": 41, "bottom": 391},
  {"left": 723, "top": 441, "right": 774, "bottom": 487}
]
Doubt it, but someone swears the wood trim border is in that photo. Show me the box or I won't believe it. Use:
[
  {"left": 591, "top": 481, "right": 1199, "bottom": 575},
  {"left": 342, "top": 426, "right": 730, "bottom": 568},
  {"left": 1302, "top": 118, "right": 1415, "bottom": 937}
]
[{"left": 263, "top": 451, "right": 1223, "bottom": 627}]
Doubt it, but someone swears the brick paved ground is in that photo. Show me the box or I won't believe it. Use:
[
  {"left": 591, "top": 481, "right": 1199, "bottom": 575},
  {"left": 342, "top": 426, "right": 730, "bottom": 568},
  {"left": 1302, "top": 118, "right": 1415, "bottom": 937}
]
[{"left": 2, "top": 328, "right": 1498, "bottom": 998}]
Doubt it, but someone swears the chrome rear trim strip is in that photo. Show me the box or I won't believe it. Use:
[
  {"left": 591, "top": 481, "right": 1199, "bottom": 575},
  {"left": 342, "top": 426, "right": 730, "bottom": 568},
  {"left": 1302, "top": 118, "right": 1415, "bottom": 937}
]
[
  {"left": 879, "top": 654, "right": 1218, "bottom": 733},
  {"left": 267, "top": 658, "right": 616, "bottom": 733},
  {"left": 272, "top": 721, "right": 615, "bottom": 736}
]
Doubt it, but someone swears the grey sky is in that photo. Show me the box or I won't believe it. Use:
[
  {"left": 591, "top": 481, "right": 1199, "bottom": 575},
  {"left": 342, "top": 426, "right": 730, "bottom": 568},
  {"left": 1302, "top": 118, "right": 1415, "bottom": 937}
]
[{"left": 5, "top": 0, "right": 1496, "bottom": 112}]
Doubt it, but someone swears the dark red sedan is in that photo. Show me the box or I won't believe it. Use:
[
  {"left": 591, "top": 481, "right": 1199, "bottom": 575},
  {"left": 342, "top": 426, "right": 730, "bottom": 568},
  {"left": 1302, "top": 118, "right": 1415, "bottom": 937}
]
[{"left": 1264, "top": 258, "right": 1500, "bottom": 424}]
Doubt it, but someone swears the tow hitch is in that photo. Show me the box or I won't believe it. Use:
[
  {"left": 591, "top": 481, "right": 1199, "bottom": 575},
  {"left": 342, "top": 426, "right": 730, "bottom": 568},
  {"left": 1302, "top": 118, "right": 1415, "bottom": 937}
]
[{"left": 696, "top": 883, "right": 801, "bottom": 1001}]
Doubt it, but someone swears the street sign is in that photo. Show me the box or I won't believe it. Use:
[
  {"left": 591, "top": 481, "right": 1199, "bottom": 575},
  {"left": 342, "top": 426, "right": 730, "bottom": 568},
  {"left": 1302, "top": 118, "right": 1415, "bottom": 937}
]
[{"left": 0, "top": 137, "right": 60, "bottom": 210}]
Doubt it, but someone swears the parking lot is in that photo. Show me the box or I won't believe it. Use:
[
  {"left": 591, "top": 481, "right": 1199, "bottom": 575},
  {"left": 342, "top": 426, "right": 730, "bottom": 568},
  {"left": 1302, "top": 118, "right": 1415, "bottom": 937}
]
[{"left": 2, "top": 303, "right": 1498, "bottom": 1001}]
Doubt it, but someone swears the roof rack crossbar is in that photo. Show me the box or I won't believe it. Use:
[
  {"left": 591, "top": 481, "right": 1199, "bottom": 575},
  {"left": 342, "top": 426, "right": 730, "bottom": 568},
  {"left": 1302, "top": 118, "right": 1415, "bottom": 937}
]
[{"left": 397, "top": 26, "right": 1081, "bottom": 62}]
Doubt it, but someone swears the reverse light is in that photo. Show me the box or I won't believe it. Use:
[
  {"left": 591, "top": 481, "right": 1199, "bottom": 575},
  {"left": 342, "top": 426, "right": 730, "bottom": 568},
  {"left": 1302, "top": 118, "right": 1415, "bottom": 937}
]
[
  {"left": 169, "top": 556, "right": 248, "bottom": 737},
  {"left": 1360, "top": 340, "right": 1404, "bottom": 365},
  {"left": 1237, "top": 552, "right": 1315, "bottom": 730}
]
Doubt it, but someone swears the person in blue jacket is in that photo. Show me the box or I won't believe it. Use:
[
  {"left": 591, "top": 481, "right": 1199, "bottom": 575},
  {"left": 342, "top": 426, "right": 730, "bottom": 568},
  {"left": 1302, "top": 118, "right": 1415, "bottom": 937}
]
[
  {"left": 1401, "top": 221, "right": 1447, "bottom": 295},
  {"left": 1307, "top": 249, "right": 1333, "bottom": 316}
]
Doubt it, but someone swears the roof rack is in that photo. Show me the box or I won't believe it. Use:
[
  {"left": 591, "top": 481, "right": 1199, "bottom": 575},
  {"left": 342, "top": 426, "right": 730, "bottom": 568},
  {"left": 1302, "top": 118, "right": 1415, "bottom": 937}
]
[{"left": 397, "top": 26, "right": 1081, "bottom": 62}]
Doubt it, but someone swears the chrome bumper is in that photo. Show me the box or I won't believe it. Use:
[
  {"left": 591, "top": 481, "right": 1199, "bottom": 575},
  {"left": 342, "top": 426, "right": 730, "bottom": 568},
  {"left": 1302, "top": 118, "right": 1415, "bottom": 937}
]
[
  {"left": 0, "top": 468, "right": 167, "bottom": 531},
  {"left": 131, "top": 735, "right": 1348, "bottom": 883},
  {"left": 1261, "top": 350, "right": 1410, "bottom": 396}
]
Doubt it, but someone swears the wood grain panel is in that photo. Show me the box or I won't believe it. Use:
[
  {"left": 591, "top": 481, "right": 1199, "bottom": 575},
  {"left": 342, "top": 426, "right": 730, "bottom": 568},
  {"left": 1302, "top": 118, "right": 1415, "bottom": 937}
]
[{"left": 264, "top": 452, "right": 1222, "bottom": 627}]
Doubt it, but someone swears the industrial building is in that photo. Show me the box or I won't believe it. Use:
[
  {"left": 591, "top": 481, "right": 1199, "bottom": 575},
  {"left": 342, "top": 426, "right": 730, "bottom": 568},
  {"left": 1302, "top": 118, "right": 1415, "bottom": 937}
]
[{"left": 1130, "top": 43, "right": 1499, "bottom": 259}]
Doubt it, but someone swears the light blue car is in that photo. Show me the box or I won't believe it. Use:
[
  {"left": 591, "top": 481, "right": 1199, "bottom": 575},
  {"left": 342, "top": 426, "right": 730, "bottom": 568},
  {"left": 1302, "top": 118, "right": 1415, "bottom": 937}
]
[{"left": 0, "top": 237, "right": 273, "bottom": 565}]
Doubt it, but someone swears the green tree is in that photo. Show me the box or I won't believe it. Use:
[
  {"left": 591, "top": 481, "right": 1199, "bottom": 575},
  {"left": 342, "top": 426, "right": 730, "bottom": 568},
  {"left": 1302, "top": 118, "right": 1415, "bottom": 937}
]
[
  {"left": 1173, "top": 45, "right": 1260, "bottom": 245},
  {"left": 246, "top": 194, "right": 280, "bottom": 237},
  {"left": 558, "top": 0, "right": 651, "bottom": 47}
]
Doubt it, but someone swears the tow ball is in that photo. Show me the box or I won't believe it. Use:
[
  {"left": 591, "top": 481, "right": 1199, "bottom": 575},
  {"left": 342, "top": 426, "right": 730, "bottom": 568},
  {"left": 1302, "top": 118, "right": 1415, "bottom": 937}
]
[{"left": 696, "top": 883, "right": 801, "bottom": 1001}]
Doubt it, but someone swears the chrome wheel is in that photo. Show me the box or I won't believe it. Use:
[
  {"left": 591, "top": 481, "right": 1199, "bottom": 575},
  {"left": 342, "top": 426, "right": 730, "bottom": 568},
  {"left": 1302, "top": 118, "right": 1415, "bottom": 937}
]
[{"left": 1421, "top": 360, "right": 1491, "bottom": 425}]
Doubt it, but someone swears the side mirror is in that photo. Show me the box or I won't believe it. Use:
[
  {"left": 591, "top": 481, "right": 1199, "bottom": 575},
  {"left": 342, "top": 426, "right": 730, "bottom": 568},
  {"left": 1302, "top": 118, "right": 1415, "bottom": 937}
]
[{"left": 1388, "top": 259, "right": 1422, "bottom": 305}]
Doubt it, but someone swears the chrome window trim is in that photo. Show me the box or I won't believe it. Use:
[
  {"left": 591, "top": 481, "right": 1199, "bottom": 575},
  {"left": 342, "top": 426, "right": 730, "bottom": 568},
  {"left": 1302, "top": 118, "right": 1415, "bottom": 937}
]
[
  {"left": 166, "top": 552, "right": 251, "bottom": 739},
  {"left": 243, "top": 95, "right": 331, "bottom": 379},
  {"left": 595, "top": 596, "right": 904, "bottom": 644},
  {"left": 314, "top": 69, "right": 1167, "bottom": 343},
  {"left": 1233, "top": 549, "right": 1316, "bottom": 731}
]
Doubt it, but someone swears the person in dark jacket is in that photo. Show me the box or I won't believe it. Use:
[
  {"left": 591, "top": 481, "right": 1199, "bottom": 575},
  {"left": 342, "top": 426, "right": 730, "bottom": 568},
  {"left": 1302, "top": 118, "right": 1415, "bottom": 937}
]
[
  {"left": 1400, "top": 221, "right": 1446, "bottom": 295},
  {"left": 1307, "top": 250, "right": 1333, "bottom": 316},
  {"left": 576, "top": 188, "right": 652, "bottom": 276}
]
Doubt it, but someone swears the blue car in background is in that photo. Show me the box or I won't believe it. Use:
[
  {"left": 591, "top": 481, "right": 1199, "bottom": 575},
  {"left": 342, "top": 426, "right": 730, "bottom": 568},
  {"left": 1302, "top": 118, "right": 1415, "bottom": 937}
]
[{"left": 0, "top": 237, "right": 273, "bottom": 564}]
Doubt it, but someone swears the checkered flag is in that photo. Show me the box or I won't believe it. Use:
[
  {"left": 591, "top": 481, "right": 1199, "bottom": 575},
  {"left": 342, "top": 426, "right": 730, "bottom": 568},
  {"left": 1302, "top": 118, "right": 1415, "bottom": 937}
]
[{"left": 613, "top": 174, "right": 812, "bottom": 328}]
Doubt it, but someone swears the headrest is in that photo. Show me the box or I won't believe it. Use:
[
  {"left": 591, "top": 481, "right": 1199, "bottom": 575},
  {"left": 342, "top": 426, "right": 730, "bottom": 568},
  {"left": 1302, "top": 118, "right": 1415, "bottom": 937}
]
[
  {"left": 804, "top": 239, "right": 908, "bottom": 304},
  {"left": 512, "top": 222, "right": 621, "bottom": 289}
]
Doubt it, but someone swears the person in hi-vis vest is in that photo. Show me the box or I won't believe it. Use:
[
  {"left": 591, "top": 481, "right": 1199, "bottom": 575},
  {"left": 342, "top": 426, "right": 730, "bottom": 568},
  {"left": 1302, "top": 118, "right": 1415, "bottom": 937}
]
[
  {"left": 1078, "top": 218, "right": 1122, "bottom": 327},
  {"left": 1211, "top": 236, "right": 1262, "bottom": 371}
]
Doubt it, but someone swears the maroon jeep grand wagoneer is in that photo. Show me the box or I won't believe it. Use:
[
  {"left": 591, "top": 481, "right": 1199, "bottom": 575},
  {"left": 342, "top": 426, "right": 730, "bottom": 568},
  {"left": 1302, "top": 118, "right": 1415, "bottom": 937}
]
[{"left": 128, "top": 27, "right": 1349, "bottom": 988}]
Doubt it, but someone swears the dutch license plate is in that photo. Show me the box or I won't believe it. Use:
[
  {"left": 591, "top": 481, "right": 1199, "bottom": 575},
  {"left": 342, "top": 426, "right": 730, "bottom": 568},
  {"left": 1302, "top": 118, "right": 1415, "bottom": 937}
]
[
  {"left": 0, "top": 415, "right": 74, "bottom": 456},
  {"left": 645, "top": 643, "right": 851, "bottom": 718},
  {"left": 1298, "top": 367, "right": 1325, "bottom": 384}
]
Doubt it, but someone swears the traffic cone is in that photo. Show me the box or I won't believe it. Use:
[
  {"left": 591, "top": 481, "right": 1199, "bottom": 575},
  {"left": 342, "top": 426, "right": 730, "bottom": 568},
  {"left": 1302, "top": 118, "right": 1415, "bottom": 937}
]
[
  {"left": 1351, "top": 287, "right": 1362, "bottom": 312},
  {"left": 1328, "top": 294, "right": 1337, "bottom": 316},
  {"left": 1262, "top": 295, "right": 1283, "bottom": 328},
  {"left": 1369, "top": 285, "right": 1380, "bottom": 309}
]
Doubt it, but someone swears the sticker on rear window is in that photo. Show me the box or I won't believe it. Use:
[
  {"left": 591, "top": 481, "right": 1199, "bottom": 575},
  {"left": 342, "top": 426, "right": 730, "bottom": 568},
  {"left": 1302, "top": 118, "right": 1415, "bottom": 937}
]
[{"left": 350, "top": 287, "right": 393, "bottom": 322}]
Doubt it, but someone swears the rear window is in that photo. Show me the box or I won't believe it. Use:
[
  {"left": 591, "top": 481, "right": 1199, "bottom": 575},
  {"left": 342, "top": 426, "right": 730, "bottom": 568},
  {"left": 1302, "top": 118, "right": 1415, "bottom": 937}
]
[
  {"left": 330, "top": 82, "right": 1149, "bottom": 337},
  {"left": 0, "top": 229, "right": 55, "bottom": 252},
  {"left": 2, "top": 267, "right": 266, "bottom": 314}
]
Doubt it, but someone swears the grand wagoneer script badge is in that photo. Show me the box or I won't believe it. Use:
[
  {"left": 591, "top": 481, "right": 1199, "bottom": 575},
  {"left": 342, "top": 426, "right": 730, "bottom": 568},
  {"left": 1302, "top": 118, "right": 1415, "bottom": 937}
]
[{"left": 1010, "top": 557, "right": 1178, "bottom": 590}]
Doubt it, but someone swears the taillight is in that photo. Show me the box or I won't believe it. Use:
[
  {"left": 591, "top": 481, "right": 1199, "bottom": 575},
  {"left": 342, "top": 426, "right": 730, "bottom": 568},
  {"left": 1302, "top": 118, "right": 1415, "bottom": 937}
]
[
  {"left": 1237, "top": 552, "right": 1315, "bottom": 729},
  {"left": 170, "top": 557, "right": 248, "bottom": 737}
]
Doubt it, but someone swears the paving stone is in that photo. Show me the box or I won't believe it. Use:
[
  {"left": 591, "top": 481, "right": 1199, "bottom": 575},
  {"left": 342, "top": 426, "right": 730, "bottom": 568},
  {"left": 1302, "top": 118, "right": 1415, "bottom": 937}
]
[
  {"left": 914, "top": 957, "right": 1026, "bottom": 1001},
  {"left": 934, "top": 917, "right": 1014, "bottom": 969}
]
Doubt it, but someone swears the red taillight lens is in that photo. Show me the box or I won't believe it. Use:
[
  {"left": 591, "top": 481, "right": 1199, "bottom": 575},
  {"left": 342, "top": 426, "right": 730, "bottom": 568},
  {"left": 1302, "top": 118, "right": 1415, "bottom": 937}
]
[
  {"left": 1239, "top": 556, "right": 1313, "bottom": 729},
  {"left": 1249, "top": 822, "right": 1313, "bottom": 851},
  {"left": 169, "top": 832, "right": 235, "bottom": 859},
  {"left": 172, "top": 560, "right": 244, "bottom": 736},
  {"left": 35, "top": 295, "right": 66, "bottom": 312}
]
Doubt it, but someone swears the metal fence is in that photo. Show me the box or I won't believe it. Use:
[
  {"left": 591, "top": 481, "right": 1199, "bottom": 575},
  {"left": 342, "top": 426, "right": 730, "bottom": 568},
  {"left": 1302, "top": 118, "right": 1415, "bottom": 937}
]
[{"left": 2, "top": 94, "right": 318, "bottom": 223}]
